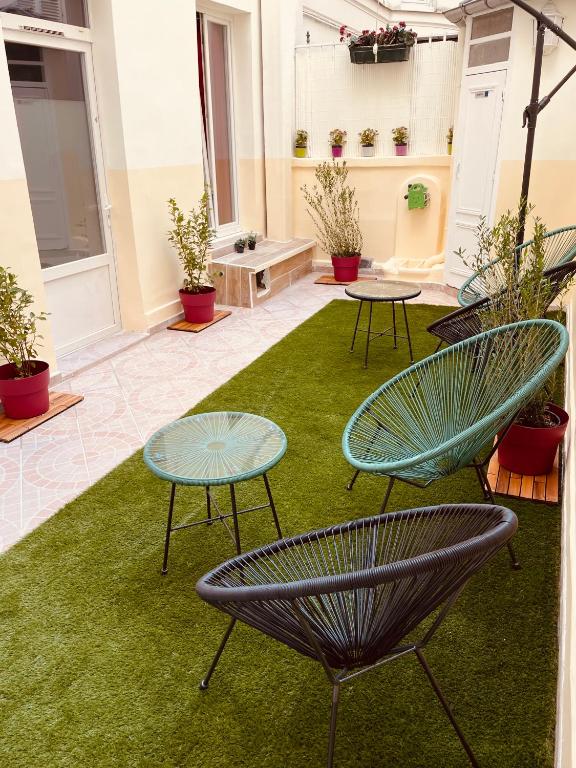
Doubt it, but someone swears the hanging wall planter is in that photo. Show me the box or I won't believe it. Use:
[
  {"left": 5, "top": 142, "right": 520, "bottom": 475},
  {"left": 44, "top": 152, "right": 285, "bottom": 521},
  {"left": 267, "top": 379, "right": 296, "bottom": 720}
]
[{"left": 349, "top": 43, "right": 413, "bottom": 64}]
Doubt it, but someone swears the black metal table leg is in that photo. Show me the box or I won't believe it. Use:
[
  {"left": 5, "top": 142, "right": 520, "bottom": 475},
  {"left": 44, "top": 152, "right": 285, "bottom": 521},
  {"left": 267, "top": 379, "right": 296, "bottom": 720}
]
[
  {"left": 402, "top": 300, "right": 415, "bottom": 363},
  {"left": 162, "top": 482, "right": 176, "bottom": 575},
  {"left": 229, "top": 483, "right": 241, "bottom": 555},
  {"left": 206, "top": 485, "right": 213, "bottom": 525},
  {"left": 350, "top": 300, "right": 363, "bottom": 352},
  {"left": 392, "top": 300, "right": 397, "bottom": 348},
  {"left": 364, "top": 300, "right": 373, "bottom": 368},
  {"left": 263, "top": 473, "right": 283, "bottom": 539}
]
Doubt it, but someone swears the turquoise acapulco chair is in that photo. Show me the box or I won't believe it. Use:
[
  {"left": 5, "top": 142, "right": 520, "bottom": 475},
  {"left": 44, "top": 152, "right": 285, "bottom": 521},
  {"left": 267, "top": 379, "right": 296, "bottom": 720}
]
[
  {"left": 458, "top": 224, "right": 576, "bottom": 306},
  {"left": 343, "top": 319, "right": 569, "bottom": 569}
]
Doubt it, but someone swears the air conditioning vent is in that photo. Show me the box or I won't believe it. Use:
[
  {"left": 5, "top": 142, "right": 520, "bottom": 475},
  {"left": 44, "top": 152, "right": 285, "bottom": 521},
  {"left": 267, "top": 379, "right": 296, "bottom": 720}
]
[{"left": 20, "top": 24, "right": 64, "bottom": 34}]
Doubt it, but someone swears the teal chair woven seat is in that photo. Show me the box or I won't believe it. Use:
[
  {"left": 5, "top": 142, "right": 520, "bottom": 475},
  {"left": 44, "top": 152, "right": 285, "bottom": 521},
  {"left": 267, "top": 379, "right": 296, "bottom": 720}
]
[
  {"left": 458, "top": 224, "right": 576, "bottom": 306},
  {"left": 343, "top": 319, "right": 569, "bottom": 568}
]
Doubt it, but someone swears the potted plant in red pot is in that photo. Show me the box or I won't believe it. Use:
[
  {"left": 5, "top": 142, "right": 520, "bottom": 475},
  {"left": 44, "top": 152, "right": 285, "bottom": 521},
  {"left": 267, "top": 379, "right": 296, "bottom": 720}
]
[
  {"left": 329, "top": 129, "right": 346, "bottom": 158},
  {"left": 0, "top": 266, "right": 50, "bottom": 419},
  {"left": 301, "top": 160, "right": 363, "bottom": 282},
  {"left": 167, "top": 191, "right": 219, "bottom": 324},
  {"left": 392, "top": 126, "right": 408, "bottom": 156},
  {"left": 462, "top": 206, "right": 574, "bottom": 476}
]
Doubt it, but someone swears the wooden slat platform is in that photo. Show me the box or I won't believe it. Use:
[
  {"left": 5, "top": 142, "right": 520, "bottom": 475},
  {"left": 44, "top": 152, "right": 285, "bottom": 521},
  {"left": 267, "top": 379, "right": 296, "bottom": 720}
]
[
  {"left": 314, "top": 275, "right": 378, "bottom": 286},
  {"left": 0, "top": 392, "right": 84, "bottom": 443},
  {"left": 168, "top": 310, "right": 231, "bottom": 333},
  {"left": 487, "top": 448, "right": 560, "bottom": 505}
]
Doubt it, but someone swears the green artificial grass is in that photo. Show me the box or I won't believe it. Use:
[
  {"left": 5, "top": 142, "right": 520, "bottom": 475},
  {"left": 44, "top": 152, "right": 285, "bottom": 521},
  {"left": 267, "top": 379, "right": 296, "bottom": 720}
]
[{"left": 0, "top": 300, "right": 560, "bottom": 767}]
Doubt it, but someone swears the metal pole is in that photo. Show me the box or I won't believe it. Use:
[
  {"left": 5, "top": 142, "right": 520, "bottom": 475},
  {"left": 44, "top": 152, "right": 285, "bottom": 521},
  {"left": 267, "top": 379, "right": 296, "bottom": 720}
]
[{"left": 517, "top": 22, "right": 546, "bottom": 253}]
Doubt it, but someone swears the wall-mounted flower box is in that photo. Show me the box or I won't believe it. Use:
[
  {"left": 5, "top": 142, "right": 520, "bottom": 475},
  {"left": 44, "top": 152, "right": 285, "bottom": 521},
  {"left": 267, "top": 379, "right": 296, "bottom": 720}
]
[
  {"left": 349, "top": 43, "right": 413, "bottom": 64},
  {"left": 341, "top": 22, "right": 416, "bottom": 65}
]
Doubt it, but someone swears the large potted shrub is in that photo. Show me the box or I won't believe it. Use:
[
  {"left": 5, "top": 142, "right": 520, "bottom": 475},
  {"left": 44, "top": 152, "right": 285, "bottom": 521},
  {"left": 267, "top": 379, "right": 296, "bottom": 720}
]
[
  {"left": 0, "top": 266, "right": 50, "bottom": 419},
  {"left": 301, "top": 160, "right": 363, "bottom": 282},
  {"left": 167, "top": 191, "right": 218, "bottom": 324},
  {"left": 462, "top": 207, "right": 573, "bottom": 475},
  {"left": 341, "top": 23, "right": 416, "bottom": 64}
]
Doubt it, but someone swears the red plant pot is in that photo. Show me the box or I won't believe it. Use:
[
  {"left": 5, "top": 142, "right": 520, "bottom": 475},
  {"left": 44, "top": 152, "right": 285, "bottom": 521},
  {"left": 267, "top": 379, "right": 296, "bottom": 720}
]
[
  {"left": 331, "top": 254, "right": 361, "bottom": 282},
  {"left": 331, "top": 146, "right": 343, "bottom": 158},
  {"left": 395, "top": 144, "right": 407, "bottom": 156},
  {"left": 179, "top": 287, "right": 216, "bottom": 324},
  {"left": 497, "top": 403, "right": 569, "bottom": 476},
  {"left": 0, "top": 361, "right": 50, "bottom": 420}
]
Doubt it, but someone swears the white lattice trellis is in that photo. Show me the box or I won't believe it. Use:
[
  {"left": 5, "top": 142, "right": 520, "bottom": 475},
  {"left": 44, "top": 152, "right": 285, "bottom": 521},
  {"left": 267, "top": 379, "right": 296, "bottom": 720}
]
[{"left": 295, "top": 40, "right": 460, "bottom": 158}]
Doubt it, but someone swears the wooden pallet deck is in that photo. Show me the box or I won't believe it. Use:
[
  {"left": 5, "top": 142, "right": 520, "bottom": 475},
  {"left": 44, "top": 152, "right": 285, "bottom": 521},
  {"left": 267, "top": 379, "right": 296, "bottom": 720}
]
[
  {"left": 0, "top": 392, "right": 83, "bottom": 443},
  {"left": 487, "top": 448, "right": 560, "bottom": 505},
  {"left": 314, "top": 275, "right": 378, "bottom": 286}
]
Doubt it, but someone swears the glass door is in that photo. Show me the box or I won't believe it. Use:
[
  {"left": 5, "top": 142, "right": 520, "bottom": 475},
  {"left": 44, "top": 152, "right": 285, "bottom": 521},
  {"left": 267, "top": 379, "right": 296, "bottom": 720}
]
[{"left": 4, "top": 33, "right": 120, "bottom": 355}]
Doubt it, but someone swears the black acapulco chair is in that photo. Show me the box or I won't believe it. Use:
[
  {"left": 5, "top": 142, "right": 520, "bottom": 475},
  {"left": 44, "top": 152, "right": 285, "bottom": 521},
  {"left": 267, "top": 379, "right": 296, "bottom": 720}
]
[
  {"left": 428, "top": 260, "right": 576, "bottom": 351},
  {"left": 196, "top": 503, "right": 518, "bottom": 768}
]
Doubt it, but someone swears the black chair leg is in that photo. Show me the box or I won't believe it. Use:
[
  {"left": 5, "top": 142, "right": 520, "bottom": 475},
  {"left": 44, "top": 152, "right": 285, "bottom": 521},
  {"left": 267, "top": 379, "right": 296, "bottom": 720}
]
[
  {"left": 415, "top": 648, "right": 480, "bottom": 768},
  {"left": 326, "top": 683, "right": 340, "bottom": 768},
  {"left": 346, "top": 469, "right": 361, "bottom": 491},
  {"left": 200, "top": 618, "right": 237, "bottom": 690},
  {"left": 474, "top": 463, "right": 520, "bottom": 570},
  {"left": 380, "top": 477, "right": 395, "bottom": 514}
]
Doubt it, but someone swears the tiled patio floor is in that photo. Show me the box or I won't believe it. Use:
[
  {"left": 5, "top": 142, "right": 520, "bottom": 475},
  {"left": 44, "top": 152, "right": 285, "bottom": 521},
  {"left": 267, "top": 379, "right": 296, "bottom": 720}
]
[{"left": 0, "top": 273, "right": 457, "bottom": 553}]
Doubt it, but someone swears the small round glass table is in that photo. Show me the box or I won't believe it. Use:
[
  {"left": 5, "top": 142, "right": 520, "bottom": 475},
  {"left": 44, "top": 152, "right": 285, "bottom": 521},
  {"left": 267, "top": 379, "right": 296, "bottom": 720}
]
[
  {"left": 345, "top": 280, "right": 422, "bottom": 367},
  {"left": 144, "top": 412, "right": 287, "bottom": 574}
]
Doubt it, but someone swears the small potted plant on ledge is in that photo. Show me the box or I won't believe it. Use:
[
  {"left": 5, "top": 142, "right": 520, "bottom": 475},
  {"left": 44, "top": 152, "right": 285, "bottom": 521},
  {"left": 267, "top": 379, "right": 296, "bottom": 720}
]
[
  {"left": 341, "top": 22, "right": 417, "bottom": 64},
  {"left": 462, "top": 206, "right": 574, "bottom": 476},
  {"left": 294, "top": 129, "right": 308, "bottom": 158},
  {"left": 301, "top": 160, "right": 363, "bottom": 282},
  {"left": 167, "top": 191, "right": 218, "bottom": 324},
  {"left": 0, "top": 266, "right": 50, "bottom": 419},
  {"left": 330, "top": 129, "right": 346, "bottom": 158},
  {"left": 247, "top": 232, "right": 257, "bottom": 251},
  {"left": 234, "top": 238, "right": 246, "bottom": 253},
  {"left": 447, "top": 126, "right": 454, "bottom": 156},
  {"left": 359, "top": 128, "right": 378, "bottom": 157},
  {"left": 392, "top": 126, "right": 409, "bottom": 156}
]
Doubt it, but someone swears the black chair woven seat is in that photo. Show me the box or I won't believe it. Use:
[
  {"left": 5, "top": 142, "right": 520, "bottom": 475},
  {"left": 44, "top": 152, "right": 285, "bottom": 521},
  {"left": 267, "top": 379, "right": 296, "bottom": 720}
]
[
  {"left": 428, "top": 260, "right": 576, "bottom": 349},
  {"left": 197, "top": 503, "right": 517, "bottom": 767}
]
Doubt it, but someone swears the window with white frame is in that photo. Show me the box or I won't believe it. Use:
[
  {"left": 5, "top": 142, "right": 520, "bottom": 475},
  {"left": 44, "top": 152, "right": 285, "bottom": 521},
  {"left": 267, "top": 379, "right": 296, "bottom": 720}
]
[{"left": 0, "top": 0, "right": 86, "bottom": 26}]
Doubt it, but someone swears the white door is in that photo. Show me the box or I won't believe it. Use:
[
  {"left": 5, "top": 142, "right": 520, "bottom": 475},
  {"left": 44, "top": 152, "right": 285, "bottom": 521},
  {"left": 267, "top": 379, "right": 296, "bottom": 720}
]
[
  {"left": 5, "top": 34, "right": 120, "bottom": 356},
  {"left": 445, "top": 70, "right": 507, "bottom": 288}
]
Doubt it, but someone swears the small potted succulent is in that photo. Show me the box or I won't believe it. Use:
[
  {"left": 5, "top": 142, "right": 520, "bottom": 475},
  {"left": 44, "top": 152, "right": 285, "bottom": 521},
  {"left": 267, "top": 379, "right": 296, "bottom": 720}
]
[
  {"left": 294, "top": 129, "right": 308, "bottom": 158},
  {"left": 247, "top": 232, "right": 257, "bottom": 251},
  {"left": 330, "top": 129, "right": 346, "bottom": 158},
  {"left": 0, "top": 266, "right": 50, "bottom": 419},
  {"left": 341, "top": 22, "right": 417, "bottom": 64},
  {"left": 359, "top": 128, "right": 378, "bottom": 157},
  {"left": 461, "top": 207, "right": 574, "bottom": 476},
  {"left": 392, "top": 126, "right": 408, "bottom": 156},
  {"left": 167, "top": 191, "right": 219, "bottom": 324},
  {"left": 447, "top": 126, "right": 454, "bottom": 156},
  {"left": 234, "top": 238, "right": 246, "bottom": 253},
  {"left": 301, "top": 160, "right": 363, "bottom": 282}
]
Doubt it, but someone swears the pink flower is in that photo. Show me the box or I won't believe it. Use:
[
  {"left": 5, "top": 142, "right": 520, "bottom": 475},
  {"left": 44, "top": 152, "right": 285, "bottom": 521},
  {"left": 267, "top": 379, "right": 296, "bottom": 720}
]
[{"left": 400, "top": 21, "right": 406, "bottom": 28}]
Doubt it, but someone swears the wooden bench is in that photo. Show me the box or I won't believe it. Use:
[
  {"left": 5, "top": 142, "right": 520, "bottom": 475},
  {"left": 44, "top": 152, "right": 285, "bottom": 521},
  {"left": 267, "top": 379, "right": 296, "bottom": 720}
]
[{"left": 211, "top": 238, "right": 315, "bottom": 308}]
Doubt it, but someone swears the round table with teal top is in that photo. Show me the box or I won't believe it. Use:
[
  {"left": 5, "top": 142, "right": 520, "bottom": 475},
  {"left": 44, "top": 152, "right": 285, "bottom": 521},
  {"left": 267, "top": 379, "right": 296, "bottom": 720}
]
[{"left": 144, "top": 412, "right": 287, "bottom": 574}]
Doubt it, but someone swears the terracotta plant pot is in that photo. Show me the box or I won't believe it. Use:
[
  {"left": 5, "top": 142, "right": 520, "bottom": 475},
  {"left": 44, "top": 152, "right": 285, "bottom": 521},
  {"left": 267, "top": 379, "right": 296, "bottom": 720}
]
[
  {"left": 294, "top": 147, "right": 307, "bottom": 158},
  {"left": 331, "top": 254, "right": 361, "bottom": 282},
  {"left": 0, "top": 360, "right": 50, "bottom": 420},
  {"left": 395, "top": 144, "right": 407, "bottom": 156},
  {"left": 361, "top": 145, "right": 375, "bottom": 157},
  {"left": 497, "top": 402, "right": 569, "bottom": 476},
  {"left": 332, "top": 146, "right": 343, "bottom": 158},
  {"left": 179, "top": 287, "right": 216, "bottom": 324}
]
